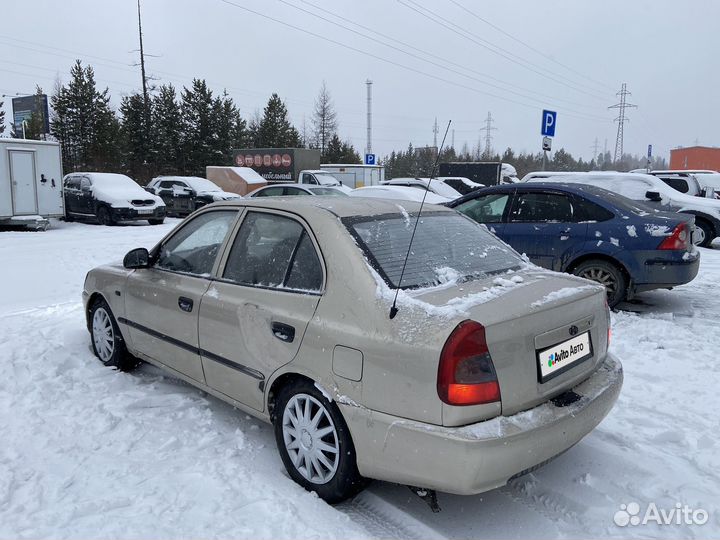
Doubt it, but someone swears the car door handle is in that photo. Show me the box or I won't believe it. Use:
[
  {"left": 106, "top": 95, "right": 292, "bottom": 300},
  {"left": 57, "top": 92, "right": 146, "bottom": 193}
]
[
  {"left": 178, "top": 296, "right": 194, "bottom": 313},
  {"left": 271, "top": 322, "right": 295, "bottom": 343}
]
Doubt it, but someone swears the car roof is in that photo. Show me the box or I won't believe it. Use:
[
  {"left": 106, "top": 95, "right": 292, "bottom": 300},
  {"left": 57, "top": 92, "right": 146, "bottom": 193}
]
[{"left": 211, "top": 194, "right": 453, "bottom": 218}]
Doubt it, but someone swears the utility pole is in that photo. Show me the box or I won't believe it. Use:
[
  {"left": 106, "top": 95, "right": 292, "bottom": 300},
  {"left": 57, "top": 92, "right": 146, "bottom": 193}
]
[
  {"left": 365, "top": 79, "right": 373, "bottom": 155},
  {"left": 609, "top": 83, "right": 637, "bottom": 164},
  {"left": 479, "top": 111, "right": 497, "bottom": 159},
  {"left": 432, "top": 117, "right": 439, "bottom": 149},
  {"left": 137, "top": 0, "right": 150, "bottom": 125},
  {"left": 451, "top": 129, "right": 455, "bottom": 149}
]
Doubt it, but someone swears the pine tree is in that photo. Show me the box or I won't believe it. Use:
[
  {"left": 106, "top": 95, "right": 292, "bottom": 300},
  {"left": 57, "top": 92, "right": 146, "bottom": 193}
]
[
  {"left": 120, "top": 92, "right": 151, "bottom": 181},
  {"left": 311, "top": 81, "right": 337, "bottom": 156},
  {"left": 323, "top": 133, "right": 360, "bottom": 164},
  {"left": 212, "top": 90, "right": 247, "bottom": 165},
  {"left": 50, "top": 61, "right": 119, "bottom": 173},
  {"left": 151, "top": 84, "right": 183, "bottom": 174},
  {"left": 0, "top": 100, "right": 5, "bottom": 135},
  {"left": 257, "top": 93, "right": 301, "bottom": 148},
  {"left": 180, "top": 79, "right": 216, "bottom": 176}
]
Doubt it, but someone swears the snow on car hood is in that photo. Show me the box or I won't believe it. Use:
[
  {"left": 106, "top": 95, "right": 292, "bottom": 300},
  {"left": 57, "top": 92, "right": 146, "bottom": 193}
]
[{"left": 92, "top": 173, "right": 164, "bottom": 208}]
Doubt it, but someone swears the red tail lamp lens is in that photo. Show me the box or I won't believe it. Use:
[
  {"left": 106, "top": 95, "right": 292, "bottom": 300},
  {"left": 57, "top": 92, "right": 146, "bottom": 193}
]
[{"left": 437, "top": 320, "right": 501, "bottom": 406}]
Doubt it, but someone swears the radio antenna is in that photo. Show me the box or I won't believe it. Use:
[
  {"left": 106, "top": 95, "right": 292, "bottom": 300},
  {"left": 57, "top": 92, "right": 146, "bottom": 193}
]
[{"left": 390, "top": 120, "right": 451, "bottom": 319}]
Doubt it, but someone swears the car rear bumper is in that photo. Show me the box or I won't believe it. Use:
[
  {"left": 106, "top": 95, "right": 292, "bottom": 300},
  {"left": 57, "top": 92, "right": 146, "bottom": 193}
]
[
  {"left": 110, "top": 206, "right": 166, "bottom": 221},
  {"left": 340, "top": 353, "right": 622, "bottom": 495},
  {"left": 635, "top": 250, "right": 700, "bottom": 292}
]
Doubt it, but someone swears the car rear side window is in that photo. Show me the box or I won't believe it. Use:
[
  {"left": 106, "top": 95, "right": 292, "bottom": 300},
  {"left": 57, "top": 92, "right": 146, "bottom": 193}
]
[
  {"left": 454, "top": 193, "right": 509, "bottom": 223},
  {"left": 155, "top": 210, "right": 237, "bottom": 276},
  {"left": 510, "top": 192, "right": 573, "bottom": 222},
  {"left": 346, "top": 212, "right": 521, "bottom": 289},
  {"left": 661, "top": 177, "right": 690, "bottom": 194},
  {"left": 223, "top": 212, "right": 323, "bottom": 292},
  {"left": 572, "top": 196, "right": 614, "bottom": 222},
  {"left": 254, "top": 187, "right": 284, "bottom": 197}
]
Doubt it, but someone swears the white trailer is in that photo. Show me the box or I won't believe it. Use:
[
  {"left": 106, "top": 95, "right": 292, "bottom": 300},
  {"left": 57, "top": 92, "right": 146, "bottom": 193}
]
[
  {"left": 0, "top": 139, "right": 64, "bottom": 230},
  {"left": 320, "top": 164, "right": 385, "bottom": 188}
]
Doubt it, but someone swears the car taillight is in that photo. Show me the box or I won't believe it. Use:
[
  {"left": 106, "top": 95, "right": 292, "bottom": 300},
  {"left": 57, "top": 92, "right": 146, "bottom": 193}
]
[
  {"left": 605, "top": 298, "right": 612, "bottom": 349},
  {"left": 658, "top": 223, "right": 689, "bottom": 250},
  {"left": 437, "top": 320, "right": 501, "bottom": 406}
]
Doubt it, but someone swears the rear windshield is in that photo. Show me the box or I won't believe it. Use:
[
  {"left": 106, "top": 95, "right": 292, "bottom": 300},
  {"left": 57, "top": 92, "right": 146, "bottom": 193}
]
[{"left": 344, "top": 211, "right": 522, "bottom": 289}]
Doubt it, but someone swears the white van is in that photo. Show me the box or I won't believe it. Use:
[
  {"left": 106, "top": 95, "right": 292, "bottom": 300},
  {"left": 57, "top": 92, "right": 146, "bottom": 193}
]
[{"left": 525, "top": 171, "right": 720, "bottom": 247}]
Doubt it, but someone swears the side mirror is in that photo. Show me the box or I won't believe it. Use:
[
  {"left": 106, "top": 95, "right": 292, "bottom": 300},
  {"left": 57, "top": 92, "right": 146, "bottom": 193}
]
[
  {"left": 81, "top": 186, "right": 91, "bottom": 194},
  {"left": 123, "top": 247, "right": 150, "bottom": 269},
  {"left": 645, "top": 191, "right": 662, "bottom": 202}
]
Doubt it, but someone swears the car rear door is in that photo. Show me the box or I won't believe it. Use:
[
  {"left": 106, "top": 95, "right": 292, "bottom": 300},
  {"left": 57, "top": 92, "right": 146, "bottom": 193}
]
[
  {"left": 124, "top": 209, "right": 239, "bottom": 382},
  {"left": 78, "top": 176, "right": 95, "bottom": 214},
  {"left": 198, "top": 209, "right": 324, "bottom": 412},
  {"left": 63, "top": 176, "right": 80, "bottom": 213},
  {"left": 504, "top": 190, "right": 587, "bottom": 270}
]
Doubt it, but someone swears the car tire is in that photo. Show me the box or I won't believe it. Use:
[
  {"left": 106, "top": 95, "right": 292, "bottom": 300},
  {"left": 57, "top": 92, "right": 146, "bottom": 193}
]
[
  {"left": 693, "top": 218, "right": 713, "bottom": 248},
  {"left": 148, "top": 218, "right": 165, "bottom": 225},
  {"left": 572, "top": 259, "right": 626, "bottom": 308},
  {"left": 96, "top": 206, "right": 114, "bottom": 226},
  {"left": 273, "top": 379, "right": 366, "bottom": 503},
  {"left": 63, "top": 213, "right": 74, "bottom": 222},
  {"left": 89, "top": 298, "right": 138, "bottom": 371}
]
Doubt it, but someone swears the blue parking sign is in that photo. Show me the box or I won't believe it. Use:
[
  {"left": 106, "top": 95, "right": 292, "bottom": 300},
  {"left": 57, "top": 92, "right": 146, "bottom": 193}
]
[
  {"left": 541, "top": 110, "right": 557, "bottom": 137},
  {"left": 365, "top": 153, "right": 376, "bottom": 165}
]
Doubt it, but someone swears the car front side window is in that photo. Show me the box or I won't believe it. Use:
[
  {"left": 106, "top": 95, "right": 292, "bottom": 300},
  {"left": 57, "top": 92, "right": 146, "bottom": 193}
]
[
  {"left": 455, "top": 193, "right": 509, "bottom": 223},
  {"left": 155, "top": 210, "right": 237, "bottom": 276},
  {"left": 222, "top": 212, "right": 323, "bottom": 292}
]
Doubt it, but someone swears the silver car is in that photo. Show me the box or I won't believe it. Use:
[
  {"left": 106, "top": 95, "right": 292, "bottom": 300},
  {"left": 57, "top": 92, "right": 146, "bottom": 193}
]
[{"left": 83, "top": 197, "right": 622, "bottom": 503}]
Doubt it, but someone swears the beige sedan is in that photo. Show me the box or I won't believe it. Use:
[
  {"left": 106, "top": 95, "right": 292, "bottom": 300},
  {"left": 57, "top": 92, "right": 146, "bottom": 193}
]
[{"left": 83, "top": 197, "right": 623, "bottom": 503}]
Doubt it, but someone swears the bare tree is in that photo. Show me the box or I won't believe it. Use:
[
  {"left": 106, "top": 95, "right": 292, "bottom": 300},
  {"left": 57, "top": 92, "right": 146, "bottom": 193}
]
[{"left": 311, "top": 81, "right": 337, "bottom": 156}]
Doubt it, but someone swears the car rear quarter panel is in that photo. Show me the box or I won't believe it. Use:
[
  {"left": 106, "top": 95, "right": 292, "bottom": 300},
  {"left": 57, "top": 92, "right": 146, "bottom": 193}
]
[{"left": 268, "top": 211, "right": 453, "bottom": 426}]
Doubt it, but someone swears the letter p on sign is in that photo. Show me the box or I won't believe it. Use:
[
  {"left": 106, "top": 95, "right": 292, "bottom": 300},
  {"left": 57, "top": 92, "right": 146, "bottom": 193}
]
[{"left": 541, "top": 110, "right": 557, "bottom": 137}]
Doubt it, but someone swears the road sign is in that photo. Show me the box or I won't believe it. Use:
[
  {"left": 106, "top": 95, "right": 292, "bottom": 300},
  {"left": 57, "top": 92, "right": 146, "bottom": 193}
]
[
  {"left": 364, "top": 153, "right": 376, "bottom": 165},
  {"left": 541, "top": 110, "right": 557, "bottom": 137},
  {"left": 647, "top": 144, "right": 653, "bottom": 159},
  {"left": 542, "top": 136, "right": 552, "bottom": 151}
]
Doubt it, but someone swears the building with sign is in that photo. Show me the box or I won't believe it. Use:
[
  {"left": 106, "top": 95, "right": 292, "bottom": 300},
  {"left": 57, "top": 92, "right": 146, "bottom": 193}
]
[
  {"left": 12, "top": 94, "right": 50, "bottom": 136},
  {"left": 231, "top": 148, "right": 320, "bottom": 183}
]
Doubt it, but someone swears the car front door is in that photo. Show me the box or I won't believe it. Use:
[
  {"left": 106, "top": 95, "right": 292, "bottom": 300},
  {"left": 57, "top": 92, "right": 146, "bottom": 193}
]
[
  {"left": 504, "top": 190, "right": 587, "bottom": 270},
  {"left": 198, "top": 210, "right": 324, "bottom": 412},
  {"left": 124, "top": 209, "right": 239, "bottom": 382},
  {"left": 79, "top": 176, "right": 95, "bottom": 213}
]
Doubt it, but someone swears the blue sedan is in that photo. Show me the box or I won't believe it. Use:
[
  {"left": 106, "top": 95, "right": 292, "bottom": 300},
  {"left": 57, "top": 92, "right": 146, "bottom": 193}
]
[{"left": 448, "top": 182, "right": 700, "bottom": 307}]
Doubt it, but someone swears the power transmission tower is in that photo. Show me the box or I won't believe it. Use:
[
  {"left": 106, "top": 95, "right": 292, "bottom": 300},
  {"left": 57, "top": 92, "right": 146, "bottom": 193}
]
[
  {"left": 432, "top": 117, "right": 439, "bottom": 148},
  {"left": 365, "top": 79, "right": 373, "bottom": 155},
  {"left": 591, "top": 137, "right": 600, "bottom": 162},
  {"left": 479, "top": 111, "right": 496, "bottom": 159},
  {"left": 608, "top": 83, "right": 637, "bottom": 164}
]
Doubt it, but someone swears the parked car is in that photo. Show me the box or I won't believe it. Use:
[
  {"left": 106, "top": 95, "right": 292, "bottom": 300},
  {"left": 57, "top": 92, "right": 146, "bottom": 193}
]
[
  {"left": 630, "top": 170, "right": 712, "bottom": 199},
  {"left": 448, "top": 182, "right": 700, "bottom": 307},
  {"left": 248, "top": 184, "right": 349, "bottom": 197},
  {"left": 298, "top": 170, "right": 353, "bottom": 194},
  {"left": 381, "top": 177, "right": 464, "bottom": 199},
  {"left": 83, "top": 197, "right": 622, "bottom": 503},
  {"left": 524, "top": 172, "right": 720, "bottom": 247},
  {"left": 349, "top": 185, "right": 451, "bottom": 204},
  {"left": 63, "top": 172, "right": 165, "bottom": 225},
  {"left": 435, "top": 176, "right": 485, "bottom": 195},
  {"left": 146, "top": 176, "right": 241, "bottom": 217}
]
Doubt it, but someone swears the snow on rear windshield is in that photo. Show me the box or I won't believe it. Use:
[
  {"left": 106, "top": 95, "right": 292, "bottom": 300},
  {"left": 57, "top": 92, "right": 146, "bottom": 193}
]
[{"left": 345, "top": 211, "right": 522, "bottom": 289}]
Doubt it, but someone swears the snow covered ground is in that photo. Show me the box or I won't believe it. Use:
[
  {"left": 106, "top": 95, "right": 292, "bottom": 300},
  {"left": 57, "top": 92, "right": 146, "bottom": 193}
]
[{"left": 1, "top": 219, "right": 718, "bottom": 539}]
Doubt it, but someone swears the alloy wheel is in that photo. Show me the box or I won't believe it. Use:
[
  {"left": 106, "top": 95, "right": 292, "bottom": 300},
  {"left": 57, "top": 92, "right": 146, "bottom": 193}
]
[
  {"left": 282, "top": 393, "right": 340, "bottom": 484},
  {"left": 578, "top": 267, "right": 617, "bottom": 295}
]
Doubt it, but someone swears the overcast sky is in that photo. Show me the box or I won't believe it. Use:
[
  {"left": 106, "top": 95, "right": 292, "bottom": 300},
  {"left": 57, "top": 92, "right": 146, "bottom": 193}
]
[{"left": 2, "top": 0, "right": 718, "bottom": 163}]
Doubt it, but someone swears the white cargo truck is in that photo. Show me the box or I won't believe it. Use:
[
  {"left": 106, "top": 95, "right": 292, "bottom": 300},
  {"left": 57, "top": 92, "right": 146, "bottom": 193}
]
[
  {"left": 0, "top": 139, "right": 64, "bottom": 230},
  {"left": 319, "top": 164, "right": 385, "bottom": 188}
]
